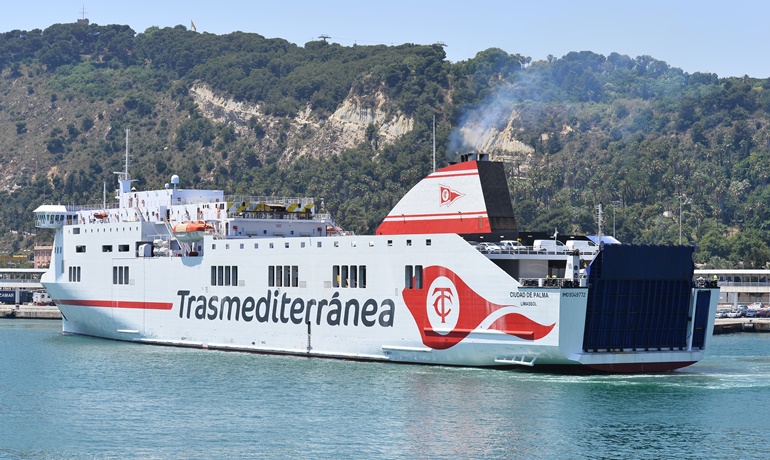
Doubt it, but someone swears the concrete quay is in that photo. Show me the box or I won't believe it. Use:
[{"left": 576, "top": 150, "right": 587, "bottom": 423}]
[
  {"left": 0, "top": 304, "right": 61, "bottom": 319},
  {"left": 713, "top": 318, "right": 770, "bottom": 334}
]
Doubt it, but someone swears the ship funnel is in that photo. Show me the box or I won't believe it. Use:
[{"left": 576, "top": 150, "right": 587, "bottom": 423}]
[{"left": 376, "top": 160, "right": 517, "bottom": 237}]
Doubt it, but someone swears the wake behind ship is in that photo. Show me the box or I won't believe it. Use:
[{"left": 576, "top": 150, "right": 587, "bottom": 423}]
[{"left": 34, "top": 153, "right": 718, "bottom": 373}]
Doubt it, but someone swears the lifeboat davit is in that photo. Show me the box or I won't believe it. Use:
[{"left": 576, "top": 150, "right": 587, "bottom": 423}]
[{"left": 172, "top": 221, "right": 211, "bottom": 242}]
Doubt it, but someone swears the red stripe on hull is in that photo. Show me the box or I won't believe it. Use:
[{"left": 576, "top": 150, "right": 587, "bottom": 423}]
[
  {"left": 377, "top": 217, "right": 491, "bottom": 235},
  {"left": 59, "top": 299, "right": 173, "bottom": 310}
]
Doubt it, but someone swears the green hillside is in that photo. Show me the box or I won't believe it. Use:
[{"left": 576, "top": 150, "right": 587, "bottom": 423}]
[{"left": 1, "top": 21, "right": 769, "bottom": 268}]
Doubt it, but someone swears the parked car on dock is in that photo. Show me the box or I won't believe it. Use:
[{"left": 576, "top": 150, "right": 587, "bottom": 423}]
[
  {"left": 499, "top": 240, "right": 525, "bottom": 253},
  {"left": 479, "top": 242, "right": 502, "bottom": 254}
]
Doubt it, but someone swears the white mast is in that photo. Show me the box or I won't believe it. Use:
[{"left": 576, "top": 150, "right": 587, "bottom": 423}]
[{"left": 114, "top": 128, "right": 134, "bottom": 196}]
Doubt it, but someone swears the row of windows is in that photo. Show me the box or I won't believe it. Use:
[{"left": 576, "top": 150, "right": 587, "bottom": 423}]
[
  {"left": 211, "top": 266, "right": 239, "bottom": 286},
  {"left": 68, "top": 266, "right": 81, "bottom": 282},
  {"left": 332, "top": 265, "right": 367, "bottom": 288},
  {"left": 405, "top": 265, "right": 424, "bottom": 289},
  {"left": 211, "top": 238, "right": 433, "bottom": 251},
  {"left": 72, "top": 227, "right": 139, "bottom": 234},
  {"left": 75, "top": 238, "right": 434, "bottom": 255},
  {"left": 113, "top": 266, "right": 130, "bottom": 285},
  {"left": 268, "top": 265, "right": 299, "bottom": 288},
  {"left": 103, "top": 245, "right": 131, "bottom": 253}
]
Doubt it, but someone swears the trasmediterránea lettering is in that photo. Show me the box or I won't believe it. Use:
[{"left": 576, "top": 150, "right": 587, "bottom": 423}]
[{"left": 176, "top": 290, "right": 395, "bottom": 327}]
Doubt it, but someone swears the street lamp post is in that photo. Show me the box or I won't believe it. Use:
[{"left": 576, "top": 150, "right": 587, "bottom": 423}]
[
  {"left": 611, "top": 200, "right": 621, "bottom": 238},
  {"left": 676, "top": 195, "right": 688, "bottom": 245}
]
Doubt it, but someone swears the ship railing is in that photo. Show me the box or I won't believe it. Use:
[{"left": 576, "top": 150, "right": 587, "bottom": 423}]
[
  {"left": 519, "top": 278, "right": 583, "bottom": 288},
  {"left": 229, "top": 211, "right": 317, "bottom": 220},
  {"left": 225, "top": 195, "right": 316, "bottom": 207},
  {"left": 63, "top": 203, "right": 121, "bottom": 212}
]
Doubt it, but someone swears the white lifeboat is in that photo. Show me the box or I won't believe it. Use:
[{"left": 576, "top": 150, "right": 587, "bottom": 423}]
[{"left": 172, "top": 221, "right": 212, "bottom": 242}]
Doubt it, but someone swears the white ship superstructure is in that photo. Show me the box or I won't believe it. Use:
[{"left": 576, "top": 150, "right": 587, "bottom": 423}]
[{"left": 34, "top": 155, "right": 719, "bottom": 372}]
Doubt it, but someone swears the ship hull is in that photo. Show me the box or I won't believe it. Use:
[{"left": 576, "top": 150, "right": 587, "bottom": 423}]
[{"left": 44, "top": 232, "right": 717, "bottom": 372}]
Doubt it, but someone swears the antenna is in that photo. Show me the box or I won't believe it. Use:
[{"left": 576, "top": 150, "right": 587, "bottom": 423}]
[
  {"left": 80, "top": 5, "right": 87, "bottom": 21},
  {"left": 123, "top": 127, "right": 130, "bottom": 180},
  {"left": 319, "top": 34, "right": 330, "bottom": 43}
]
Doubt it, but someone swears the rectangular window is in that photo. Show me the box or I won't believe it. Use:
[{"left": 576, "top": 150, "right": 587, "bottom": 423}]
[
  {"left": 118, "top": 244, "right": 130, "bottom": 252},
  {"left": 284, "top": 265, "right": 291, "bottom": 287},
  {"left": 350, "top": 266, "right": 358, "bottom": 288},
  {"left": 217, "top": 266, "right": 224, "bottom": 286},
  {"left": 415, "top": 265, "right": 423, "bottom": 289},
  {"left": 76, "top": 267, "right": 81, "bottom": 282},
  {"left": 359, "top": 266, "right": 366, "bottom": 289},
  {"left": 292, "top": 266, "right": 298, "bottom": 288},
  {"left": 341, "top": 266, "right": 349, "bottom": 288},
  {"left": 76, "top": 245, "right": 86, "bottom": 253},
  {"left": 232, "top": 266, "right": 238, "bottom": 286},
  {"left": 113, "top": 266, "right": 118, "bottom": 284},
  {"left": 102, "top": 245, "right": 113, "bottom": 252},
  {"left": 332, "top": 265, "right": 340, "bottom": 288},
  {"left": 268, "top": 266, "right": 275, "bottom": 287},
  {"left": 426, "top": 239, "right": 432, "bottom": 246},
  {"left": 124, "top": 266, "right": 129, "bottom": 284},
  {"left": 211, "top": 266, "right": 217, "bottom": 286},
  {"left": 73, "top": 228, "right": 80, "bottom": 234},
  {"left": 405, "top": 266, "right": 413, "bottom": 289},
  {"left": 224, "top": 266, "right": 231, "bottom": 286},
  {"left": 406, "top": 240, "right": 412, "bottom": 246},
  {"left": 276, "top": 266, "right": 283, "bottom": 287}
]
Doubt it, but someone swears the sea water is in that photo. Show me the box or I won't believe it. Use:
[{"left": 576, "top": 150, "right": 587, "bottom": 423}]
[{"left": 1, "top": 319, "right": 769, "bottom": 459}]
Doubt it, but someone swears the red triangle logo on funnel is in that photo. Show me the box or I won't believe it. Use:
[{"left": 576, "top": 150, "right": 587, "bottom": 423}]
[
  {"left": 439, "top": 185, "right": 464, "bottom": 206},
  {"left": 402, "top": 266, "right": 555, "bottom": 350}
]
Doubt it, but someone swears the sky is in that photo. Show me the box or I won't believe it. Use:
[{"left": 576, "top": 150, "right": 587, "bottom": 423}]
[{"left": 2, "top": 1, "right": 769, "bottom": 78}]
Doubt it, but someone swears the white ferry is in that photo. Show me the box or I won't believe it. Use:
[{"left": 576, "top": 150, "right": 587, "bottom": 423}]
[{"left": 34, "top": 152, "right": 718, "bottom": 372}]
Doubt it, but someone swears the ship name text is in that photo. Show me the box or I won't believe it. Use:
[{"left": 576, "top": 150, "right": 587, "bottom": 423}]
[{"left": 176, "top": 290, "right": 395, "bottom": 328}]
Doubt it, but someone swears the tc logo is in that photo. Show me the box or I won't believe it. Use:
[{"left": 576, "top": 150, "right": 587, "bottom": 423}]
[
  {"left": 439, "top": 185, "right": 464, "bottom": 206},
  {"left": 427, "top": 276, "right": 459, "bottom": 334}
]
